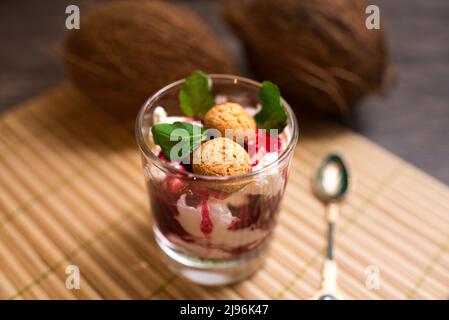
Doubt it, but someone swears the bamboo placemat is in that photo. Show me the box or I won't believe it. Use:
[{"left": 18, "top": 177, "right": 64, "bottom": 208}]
[{"left": 0, "top": 84, "right": 448, "bottom": 300}]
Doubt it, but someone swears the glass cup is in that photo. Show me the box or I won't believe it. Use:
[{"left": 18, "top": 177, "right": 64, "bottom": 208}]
[{"left": 135, "top": 75, "right": 299, "bottom": 285}]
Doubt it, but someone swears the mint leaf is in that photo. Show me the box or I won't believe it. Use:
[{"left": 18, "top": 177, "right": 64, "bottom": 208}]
[
  {"left": 254, "top": 81, "right": 287, "bottom": 130},
  {"left": 179, "top": 71, "right": 216, "bottom": 119},
  {"left": 151, "top": 122, "right": 206, "bottom": 161}
]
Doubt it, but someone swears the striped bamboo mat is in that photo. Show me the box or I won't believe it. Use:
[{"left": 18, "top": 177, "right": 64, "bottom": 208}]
[{"left": 0, "top": 84, "right": 448, "bottom": 300}]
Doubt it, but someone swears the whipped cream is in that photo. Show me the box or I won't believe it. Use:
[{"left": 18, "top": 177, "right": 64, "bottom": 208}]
[{"left": 175, "top": 195, "right": 268, "bottom": 248}]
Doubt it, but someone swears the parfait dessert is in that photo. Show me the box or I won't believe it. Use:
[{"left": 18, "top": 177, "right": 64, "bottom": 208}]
[{"left": 136, "top": 72, "right": 298, "bottom": 285}]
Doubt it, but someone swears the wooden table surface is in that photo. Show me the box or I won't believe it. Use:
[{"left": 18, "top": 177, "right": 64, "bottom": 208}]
[
  {"left": 2, "top": 84, "right": 449, "bottom": 299},
  {"left": 1, "top": 0, "right": 448, "bottom": 184}
]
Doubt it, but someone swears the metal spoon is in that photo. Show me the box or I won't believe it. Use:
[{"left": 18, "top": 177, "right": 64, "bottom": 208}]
[{"left": 312, "top": 153, "right": 349, "bottom": 300}]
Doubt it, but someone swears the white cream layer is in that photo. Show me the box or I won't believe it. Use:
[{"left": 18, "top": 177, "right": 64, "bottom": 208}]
[{"left": 175, "top": 194, "right": 268, "bottom": 248}]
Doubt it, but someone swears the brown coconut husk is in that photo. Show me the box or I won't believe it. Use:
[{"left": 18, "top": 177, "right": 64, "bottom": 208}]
[
  {"left": 64, "top": 0, "right": 236, "bottom": 120},
  {"left": 224, "top": 0, "right": 394, "bottom": 118}
]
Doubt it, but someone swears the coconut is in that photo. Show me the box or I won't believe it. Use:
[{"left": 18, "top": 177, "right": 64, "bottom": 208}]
[
  {"left": 64, "top": 0, "right": 235, "bottom": 120},
  {"left": 224, "top": 0, "right": 393, "bottom": 117}
]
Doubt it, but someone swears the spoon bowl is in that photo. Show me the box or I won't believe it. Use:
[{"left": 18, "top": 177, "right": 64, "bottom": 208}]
[{"left": 314, "top": 153, "right": 349, "bottom": 203}]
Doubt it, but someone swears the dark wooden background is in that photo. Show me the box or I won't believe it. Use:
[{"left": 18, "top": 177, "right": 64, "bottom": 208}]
[{"left": 1, "top": 0, "right": 448, "bottom": 184}]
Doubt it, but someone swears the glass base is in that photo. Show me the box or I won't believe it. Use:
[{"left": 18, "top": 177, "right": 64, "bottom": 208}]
[{"left": 154, "top": 227, "right": 268, "bottom": 286}]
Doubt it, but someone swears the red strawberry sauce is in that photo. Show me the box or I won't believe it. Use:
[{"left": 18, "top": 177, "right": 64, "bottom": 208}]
[{"left": 200, "top": 200, "right": 213, "bottom": 235}]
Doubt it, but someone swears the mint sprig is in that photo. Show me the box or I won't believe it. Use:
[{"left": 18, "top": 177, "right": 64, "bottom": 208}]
[
  {"left": 179, "top": 71, "right": 216, "bottom": 119},
  {"left": 151, "top": 122, "right": 206, "bottom": 161},
  {"left": 255, "top": 81, "right": 287, "bottom": 130}
]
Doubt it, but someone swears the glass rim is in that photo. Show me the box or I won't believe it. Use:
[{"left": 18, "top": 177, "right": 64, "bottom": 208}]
[{"left": 135, "top": 74, "right": 299, "bottom": 182}]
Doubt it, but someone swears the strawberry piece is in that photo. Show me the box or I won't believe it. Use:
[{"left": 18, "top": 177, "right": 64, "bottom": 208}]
[{"left": 165, "top": 177, "right": 185, "bottom": 197}]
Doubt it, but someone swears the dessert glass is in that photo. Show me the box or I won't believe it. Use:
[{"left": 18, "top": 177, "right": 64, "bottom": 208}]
[{"left": 135, "top": 75, "right": 298, "bottom": 285}]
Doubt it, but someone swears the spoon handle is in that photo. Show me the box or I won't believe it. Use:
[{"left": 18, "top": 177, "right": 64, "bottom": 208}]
[
  {"left": 327, "top": 222, "right": 335, "bottom": 260},
  {"left": 326, "top": 203, "right": 339, "bottom": 261}
]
